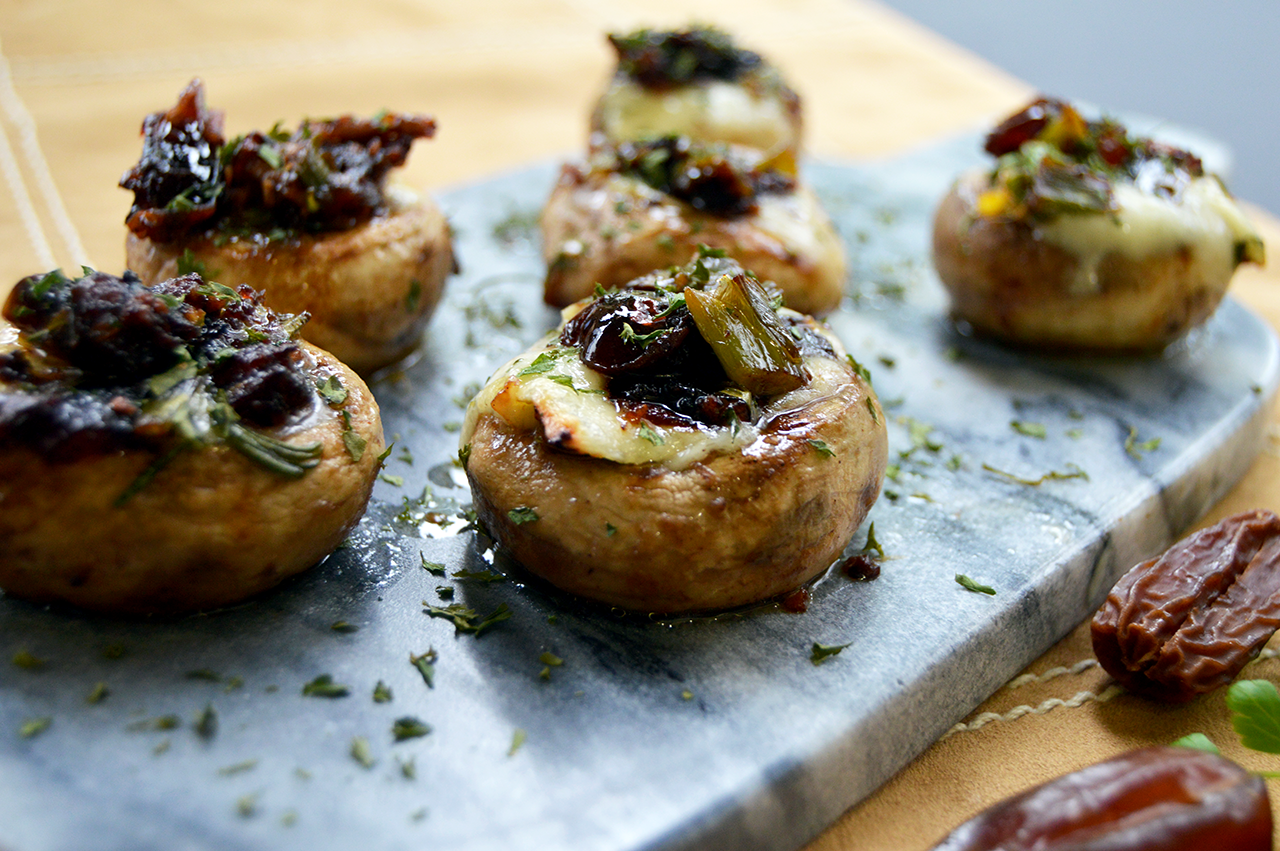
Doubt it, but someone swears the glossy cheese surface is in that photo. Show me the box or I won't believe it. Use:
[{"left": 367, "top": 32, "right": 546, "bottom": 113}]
[
  {"left": 1039, "top": 177, "right": 1262, "bottom": 294},
  {"left": 461, "top": 330, "right": 851, "bottom": 471}
]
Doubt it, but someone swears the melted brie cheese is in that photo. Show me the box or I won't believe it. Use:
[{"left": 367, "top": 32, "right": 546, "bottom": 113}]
[
  {"left": 461, "top": 334, "right": 851, "bottom": 472},
  {"left": 1038, "top": 177, "right": 1263, "bottom": 294},
  {"left": 596, "top": 79, "right": 796, "bottom": 153}
]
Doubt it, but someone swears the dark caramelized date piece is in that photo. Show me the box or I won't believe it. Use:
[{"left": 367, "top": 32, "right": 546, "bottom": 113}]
[
  {"left": 1092, "top": 510, "right": 1280, "bottom": 702},
  {"left": 929, "top": 747, "right": 1271, "bottom": 851}
]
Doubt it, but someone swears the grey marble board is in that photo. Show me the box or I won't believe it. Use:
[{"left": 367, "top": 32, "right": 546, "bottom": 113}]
[{"left": 2, "top": 133, "right": 1277, "bottom": 851}]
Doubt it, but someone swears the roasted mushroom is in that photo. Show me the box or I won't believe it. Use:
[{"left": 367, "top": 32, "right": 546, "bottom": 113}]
[
  {"left": 590, "top": 25, "right": 803, "bottom": 156},
  {"left": 542, "top": 137, "right": 846, "bottom": 316},
  {"left": 0, "top": 269, "right": 384, "bottom": 614},
  {"left": 932, "top": 97, "right": 1265, "bottom": 352},
  {"left": 462, "top": 253, "right": 886, "bottom": 613},
  {"left": 121, "top": 79, "right": 454, "bottom": 374}
]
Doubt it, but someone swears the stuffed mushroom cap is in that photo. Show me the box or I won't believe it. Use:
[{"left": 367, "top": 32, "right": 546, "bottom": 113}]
[
  {"left": 462, "top": 253, "right": 886, "bottom": 613},
  {"left": 0, "top": 269, "right": 383, "bottom": 614},
  {"left": 121, "top": 79, "right": 453, "bottom": 374},
  {"left": 590, "top": 25, "right": 803, "bottom": 156},
  {"left": 542, "top": 137, "right": 846, "bottom": 316},
  {"left": 932, "top": 97, "right": 1265, "bottom": 353}
]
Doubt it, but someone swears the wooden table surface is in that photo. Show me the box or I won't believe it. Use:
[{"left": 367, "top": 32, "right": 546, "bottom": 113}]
[{"left": 3, "top": 1, "right": 1279, "bottom": 848}]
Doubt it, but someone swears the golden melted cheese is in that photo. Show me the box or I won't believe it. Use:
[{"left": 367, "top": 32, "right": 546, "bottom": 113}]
[
  {"left": 461, "top": 332, "right": 851, "bottom": 471},
  {"left": 596, "top": 79, "right": 797, "bottom": 153},
  {"left": 1038, "top": 177, "right": 1264, "bottom": 294}
]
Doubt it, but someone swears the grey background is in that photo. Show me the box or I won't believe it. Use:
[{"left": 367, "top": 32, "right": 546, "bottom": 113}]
[{"left": 877, "top": 0, "right": 1280, "bottom": 215}]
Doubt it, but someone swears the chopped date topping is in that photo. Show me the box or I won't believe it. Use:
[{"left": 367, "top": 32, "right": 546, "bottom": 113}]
[
  {"left": 608, "top": 26, "right": 765, "bottom": 89},
  {"left": 555, "top": 253, "right": 820, "bottom": 428},
  {"left": 978, "top": 96, "right": 1206, "bottom": 222},
  {"left": 121, "top": 78, "right": 435, "bottom": 241},
  {"left": 613, "top": 136, "right": 796, "bottom": 217},
  {"left": 1, "top": 269, "right": 320, "bottom": 470}
]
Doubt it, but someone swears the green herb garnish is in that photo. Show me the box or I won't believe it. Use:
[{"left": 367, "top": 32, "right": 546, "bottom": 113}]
[
  {"left": 18, "top": 717, "right": 51, "bottom": 738},
  {"left": 350, "top": 736, "right": 376, "bottom": 769},
  {"left": 410, "top": 649, "right": 437, "bottom": 688},
  {"left": 810, "top": 642, "right": 851, "bottom": 665},
  {"left": 507, "top": 506, "right": 539, "bottom": 525},
  {"left": 1124, "top": 426, "right": 1162, "bottom": 459},
  {"left": 373, "top": 681, "right": 393, "bottom": 703},
  {"left": 1010, "top": 420, "right": 1047, "bottom": 438},
  {"left": 808, "top": 438, "right": 835, "bottom": 458},
  {"left": 508, "top": 728, "right": 527, "bottom": 757},
  {"left": 637, "top": 423, "right": 665, "bottom": 446},
  {"left": 301, "top": 674, "right": 350, "bottom": 698},
  {"left": 955, "top": 574, "right": 996, "bottom": 596},
  {"left": 424, "top": 602, "right": 512, "bottom": 636},
  {"left": 392, "top": 717, "right": 432, "bottom": 742}
]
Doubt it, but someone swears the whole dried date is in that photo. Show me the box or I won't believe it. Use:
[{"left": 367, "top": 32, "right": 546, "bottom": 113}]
[
  {"left": 928, "top": 746, "right": 1271, "bottom": 850},
  {"left": 1091, "top": 509, "right": 1280, "bottom": 702}
]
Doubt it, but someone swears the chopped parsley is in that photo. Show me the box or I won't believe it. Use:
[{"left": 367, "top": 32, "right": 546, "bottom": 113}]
[
  {"left": 410, "top": 649, "right": 437, "bottom": 688},
  {"left": 1010, "top": 420, "right": 1047, "bottom": 438},
  {"left": 373, "top": 681, "right": 393, "bottom": 703},
  {"left": 350, "top": 736, "right": 376, "bottom": 769},
  {"left": 810, "top": 642, "right": 851, "bottom": 665},
  {"left": 507, "top": 506, "right": 540, "bottom": 525},
  {"left": 424, "top": 602, "right": 512, "bottom": 636},
  {"left": 955, "top": 574, "right": 997, "bottom": 595},
  {"left": 637, "top": 423, "right": 665, "bottom": 446},
  {"left": 392, "top": 716, "right": 432, "bottom": 742},
  {"left": 508, "top": 728, "right": 527, "bottom": 757},
  {"left": 808, "top": 438, "right": 835, "bottom": 458},
  {"left": 18, "top": 717, "right": 51, "bottom": 738},
  {"left": 301, "top": 674, "right": 350, "bottom": 698},
  {"left": 1124, "top": 426, "right": 1162, "bottom": 459}
]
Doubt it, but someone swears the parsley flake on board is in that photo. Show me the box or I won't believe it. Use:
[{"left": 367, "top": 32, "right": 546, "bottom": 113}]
[
  {"left": 420, "top": 555, "right": 447, "bottom": 576},
  {"left": 424, "top": 602, "right": 512, "bottom": 636},
  {"left": 981, "top": 462, "right": 1089, "bottom": 486},
  {"left": 1124, "top": 426, "right": 1162, "bottom": 459},
  {"left": 955, "top": 574, "right": 997, "bottom": 596},
  {"left": 410, "top": 649, "right": 438, "bottom": 688},
  {"left": 302, "top": 674, "right": 350, "bottom": 698},
  {"left": 350, "top": 736, "right": 376, "bottom": 769},
  {"left": 330, "top": 621, "right": 359, "bottom": 633},
  {"left": 11, "top": 649, "right": 45, "bottom": 670},
  {"left": 392, "top": 716, "right": 432, "bottom": 742},
  {"left": 19, "top": 717, "right": 51, "bottom": 738},
  {"left": 373, "top": 681, "right": 393, "bottom": 703},
  {"left": 86, "top": 682, "right": 110, "bottom": 704},
  {"left": 194, "top": 703, "right": 217, "bottom": 740},
  {"left": 860, "top": 523, "right": 885, "bottom": 559},
  {"left": 508, "top": 728, "right": 528, "bottom": 757},
  {"left": 1010, "top": 420, "right": 1047, "bottom": 438},
  {"left": 810, "top": 642, "right": 851, "bottom": 665}
]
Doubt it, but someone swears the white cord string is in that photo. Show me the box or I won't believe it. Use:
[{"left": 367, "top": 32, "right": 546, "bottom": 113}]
[
  {"left": 942, "top": 685, "right": 1124, "bottom": 739},
  {"left": 0, "top": 35, "right": 90, "bottom": 270}
]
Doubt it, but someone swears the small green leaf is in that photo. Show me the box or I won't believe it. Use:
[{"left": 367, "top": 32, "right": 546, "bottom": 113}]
[
  {"left": 350, "top": 736, "right": 376, "bottom": 769},
  {"left": 420, "top": 556, "right": 447, "bottom": 576},
  {"left": 424, "top": 602, "right": 512, "bottom": 636},
  {"left": 810, "top": 642, "right": 851, "bottom": 665},
  {"left": 194, "top": 703, "right": 217, "bottom": 740},
  {"left": 1010, "top": 420, "right": 1047, "bottom": 438},
  {"left": 392, "top": 716, "right": 432, "bottom": 742},
  {"left": 508, "top": 728, "right": 527, "bottom": 757},
  {"left": 808, "top": 438, "right": 835, "bottom": 458},
  {"left": 1171, "top": 732, "right": 1220, "bottom": 754},
  {"left": 373, "top": 681, "right": 393, "bottom": 703},
  {"left": 11, "top": 649, "right": 45, "bottom": 670},
  {"left": 343, "top": 430, "right": 368, "bottom": 462},
  {"left": 410, "top": 649, "right": 437, "bottom": 688},
  {"left": 1124, "top": 426, "right": 1162, "bottom": 459},
  {"left": 18, "top": 717, "right": 51, "bottom": 738},
  {"left": 1228, "top": 679, "right": 1280, "bottom": 754},
  {"left": 302, "top": 674, "right": 350, "bottom": 698},
  {"left": 86, "top": 682, "right": 109, "bottom": 704},
  {"left": 507, "top": 506, "right": 539, "bottom": 525},
  {"left": 330, "top": 621, "right": 358, "bottom": 633},
  {"left": 860, "top": 523, "right": 884, "bottom": 559},
  {"left": 218, "top": 759, "right": 259, "bottom": 777},
  {"left": 956, "top": 574, "right": 996, "bottom": 596}
]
